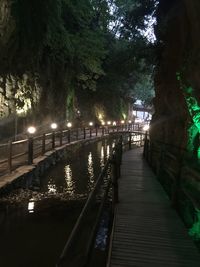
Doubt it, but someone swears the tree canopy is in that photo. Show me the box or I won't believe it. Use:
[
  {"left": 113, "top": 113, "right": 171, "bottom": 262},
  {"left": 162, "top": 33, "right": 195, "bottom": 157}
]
[{"left": 0, "top": 0, "right": 157, "bottom": 124}]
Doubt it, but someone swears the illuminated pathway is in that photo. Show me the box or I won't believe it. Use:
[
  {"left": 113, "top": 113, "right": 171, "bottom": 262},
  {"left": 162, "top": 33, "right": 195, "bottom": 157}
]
[{"left": 108, "top": 148, "right": 200, "bottom": 267}]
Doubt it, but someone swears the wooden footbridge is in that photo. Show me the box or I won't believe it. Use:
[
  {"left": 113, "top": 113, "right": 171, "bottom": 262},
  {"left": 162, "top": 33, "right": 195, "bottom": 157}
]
[
  {"left": 56, "top": 133, "right": 200, "bottom": 267},
  {"left": 107, "top": 147, "right": 200, "bottom": 267}
]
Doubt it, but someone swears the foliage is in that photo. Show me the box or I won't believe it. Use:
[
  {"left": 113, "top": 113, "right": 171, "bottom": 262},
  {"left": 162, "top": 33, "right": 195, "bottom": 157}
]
[
  {"left": 112, "top": 0, "right": 157, "bottom": 39},
  {"left": 0, "top": 0, "right": 157, "bottom": 122},
  {"left": 133, "top": 73, "right": 155, "bottom": 106}
]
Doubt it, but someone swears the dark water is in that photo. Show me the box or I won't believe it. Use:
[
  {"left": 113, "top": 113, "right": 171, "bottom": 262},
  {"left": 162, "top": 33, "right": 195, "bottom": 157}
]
[
  {"left": 40, "top": 139, "right": 113, "bottom": 199},
  {"left": 0, "top": 138, "right": 115, "bottom": 267}
]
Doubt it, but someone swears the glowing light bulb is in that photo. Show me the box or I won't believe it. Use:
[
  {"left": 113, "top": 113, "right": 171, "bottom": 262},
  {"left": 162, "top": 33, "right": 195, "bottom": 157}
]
[
  {"left": 27, "top": 126, "right": 36, "bottom": 134},
  {"left": 51, "top": 123, "right": 57, "bottom": 129},
  {"left": 67, "top": 122, "right": 72, "bottom": 128}
]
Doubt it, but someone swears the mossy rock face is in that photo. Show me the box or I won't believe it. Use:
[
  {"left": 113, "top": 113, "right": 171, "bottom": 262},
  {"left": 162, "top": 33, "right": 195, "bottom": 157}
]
[{"left": 0, "top": 0, "right": 15, "bottom": 48}]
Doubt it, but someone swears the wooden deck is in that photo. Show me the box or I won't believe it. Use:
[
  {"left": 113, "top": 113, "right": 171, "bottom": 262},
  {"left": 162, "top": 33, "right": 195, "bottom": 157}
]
[{"left": 108, "top": 148, "right": 200, "bottom": 267}]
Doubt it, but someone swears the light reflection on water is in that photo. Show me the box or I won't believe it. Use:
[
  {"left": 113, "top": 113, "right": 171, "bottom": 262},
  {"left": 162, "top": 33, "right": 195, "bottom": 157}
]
[
  {"left": 47, "top": 181, "right": 57, "bottom": 194},
  {"left": 64, "top": 164, "right": 74, "bottom": 197},
  {"left": 28, "top": 200, "right": 34, "bottom": 213},
  {"left": 88, "top": 152, "right": 95, "bottom": 189},
  {"left": 40, "top": 139, "right": 115, "bottom": 199},
  {"left": 106, "top": 145, "right": 110, "bottom": 159},
  {"left": 100, "top": 146, "right": 105, "bottom": 169}
]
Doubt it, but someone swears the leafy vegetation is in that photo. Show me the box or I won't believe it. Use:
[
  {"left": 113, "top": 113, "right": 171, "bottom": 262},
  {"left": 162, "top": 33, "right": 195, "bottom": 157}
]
[{"left": 0, "top": 0, "right": 157, "bottom": 125}]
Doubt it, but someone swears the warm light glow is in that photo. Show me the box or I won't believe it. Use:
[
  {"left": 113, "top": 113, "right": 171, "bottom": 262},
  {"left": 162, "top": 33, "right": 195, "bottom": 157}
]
[
  {"left": 100, "top": 146, "right": 104, "bottom": 168},
  {"left": 28, "top": 201, "right": 35, "bottom": 213},
  {"left": 51, "top": 123, "right": 57, "bottom": 129},
  {"left": 135, "top": 117, "right": 143, "bottom": 123},
  {"left": 101, "top": 121, "right": 105, "bottom": 126},
  {"left": 122, "top": 113, "right": 127, "bottom": 119},
  {"left": 16, "top": 109, "right": 24, "bottom": 115},
  {"left": 88, "top": 152, "right": 94, "bottom": 186},
  {"left": 143, "top": 125, "right": 150, "bottom": 131},
  {"left": 98, "top": 113, "right": 103, "bottom": 120},
  {"left": 107, "top": 121, "right": 111, "bottom": 125},
  {"left": 128, "top": 120, "right": 132, "bottom": 124},
  {"left": 48, "top": 183, "right": 57, "bottom": 193},
  {"left": 121, "top": 120, "right": 125, "bottom": 124},
  {"left": 113, "top": 121, "right": 116, "bottom": 126},
  {"left": 89, "top": 122, "right": 93, "bottom": 126},
  {"left": 106, "top": 145, "right": 110, "bottom": 158},
  {"left": 67, "top": 122, "right": 72, "bottom": 128},
  {"left": 27, "top": 126, "right": 36, "bottom": 134},
  {"left": 64, "top": 164, "right": 74, "bottom": 196}
]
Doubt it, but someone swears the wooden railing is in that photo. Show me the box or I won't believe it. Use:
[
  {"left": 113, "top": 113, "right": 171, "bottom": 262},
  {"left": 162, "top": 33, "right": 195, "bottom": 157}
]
[
  {"left": 56, "top": 132, "right": 146, "bottom": 267},
  {"left": 143, "top": 135, "right": 200, "bottom": 231},
  {"left": 0, "top": 124, "right": 143, "bottom": 176}
]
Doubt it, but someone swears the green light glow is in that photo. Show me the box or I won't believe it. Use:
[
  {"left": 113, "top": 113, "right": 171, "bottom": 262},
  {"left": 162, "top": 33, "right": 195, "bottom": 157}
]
[
  {"left": 177, "top": 72, "right": 200, "bottom": 158},
  {"left": 189, "top": 209, "right": 200, "bottom": 240}
]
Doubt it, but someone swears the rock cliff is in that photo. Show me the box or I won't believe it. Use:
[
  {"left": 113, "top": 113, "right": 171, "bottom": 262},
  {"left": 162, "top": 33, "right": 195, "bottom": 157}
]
[{"left": 152, "top": 0, "right": 200, "bottom": 156}]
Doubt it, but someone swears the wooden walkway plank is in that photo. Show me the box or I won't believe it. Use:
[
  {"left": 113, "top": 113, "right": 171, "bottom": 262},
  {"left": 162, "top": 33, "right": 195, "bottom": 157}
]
[{"left": 109, "top": 148, "right": 200, "bottom": 267}]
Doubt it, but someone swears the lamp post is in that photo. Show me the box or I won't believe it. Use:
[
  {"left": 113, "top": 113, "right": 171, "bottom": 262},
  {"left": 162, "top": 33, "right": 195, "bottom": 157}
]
[
  {"left": 121, "top": 120, "right": 125, "bottom": 131},
  {"left": 128, "top": 120, "right": 132, "bottom": 131},
  {"left": 27, "top": 126, "right": 36, "bottom": 165},
  {"left": 107, "top": 121, "right": 111, "bottom": 133},
  {"left": 51, "top": 123, "right": 57, "bottom": 149},
  {"left": 112, "top": 121, "right": 116, "bottom": 132},
  {"left": 101, "top": 121, "right": 105, "bottom": 136},
  {"left": 67, "top": 122, "right": 72, "bottom": 143},
  {"left": 89, "top": 122, "right": 93, "bottom": 138}
]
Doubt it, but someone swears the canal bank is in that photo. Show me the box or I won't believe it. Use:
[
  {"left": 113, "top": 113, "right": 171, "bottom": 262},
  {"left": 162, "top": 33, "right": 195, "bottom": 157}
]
[{"left": 0, "top": 135, "right": 114, "bottom": 197}]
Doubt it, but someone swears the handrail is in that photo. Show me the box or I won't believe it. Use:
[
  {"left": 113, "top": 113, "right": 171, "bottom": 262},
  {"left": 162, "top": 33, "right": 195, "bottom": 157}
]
[
  {"left": 57, "top": 137, "right": 123, "bottom": 267},
  {"left": 143, "top": 135, "right": 200, "bottom": 223},
  {"left": 0, "top": 124, "right": 145, "bottom": 176}
]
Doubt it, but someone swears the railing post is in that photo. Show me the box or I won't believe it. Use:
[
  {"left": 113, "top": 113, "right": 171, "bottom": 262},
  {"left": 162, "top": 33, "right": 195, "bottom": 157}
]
[
  {"left": 149, "top": 141, "right": 153, "bottom": 167},
  {"left": 171, "top": 156, "right": 182, "bottom": 209},
  {"left": 59, "top": 130, "right": 63, "bottom": 146},
  {"left": 95, "top": 127, "right": 98, "bottom": 136},
  {"left": 52, "top": 131, "right": 55, "bottom": 149},
  {"left": 143, "top": 131, "right": 148, "bottom": 158},
  {"left": 68, "top": 130, "right": 71, "bottom": 143},
  {"left": 8, "top": 140, "right": 12, "bottom": 173},
  {"left": 42, "top": 134, "right": 46, "bottom": 155},
  {"left": 129, "top": 133, "right": 132, "bottom": 149},
  {"left": 111, "top": 154, "right": 119, "bottom": 208},
  {"left": 28, "top": 137, "right": 33, "bottom": 165},
  {"left": 83, "top": 128, "right": 86, "bottom": 139},
  {"left": 119, "top": 135, "right": 123, "bottom": 165},
  {"left": 102, "top": 127, "right": 104, "bottom": 136},
  {"left": 89, "top": 127, "right": 92, "bottom": 138},
  {"left": 140, "top": 133, "right": 142, "bottom": 146},
  {"left": 76, "top": 128, "right": 79, "bottom": 140}
]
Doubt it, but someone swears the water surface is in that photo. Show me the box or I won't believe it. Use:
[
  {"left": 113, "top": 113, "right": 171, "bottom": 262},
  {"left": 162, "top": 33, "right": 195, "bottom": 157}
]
[{"left": 0, "top": 138, "right": 115, "bottom": 267}]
